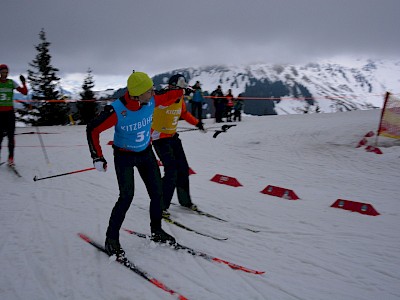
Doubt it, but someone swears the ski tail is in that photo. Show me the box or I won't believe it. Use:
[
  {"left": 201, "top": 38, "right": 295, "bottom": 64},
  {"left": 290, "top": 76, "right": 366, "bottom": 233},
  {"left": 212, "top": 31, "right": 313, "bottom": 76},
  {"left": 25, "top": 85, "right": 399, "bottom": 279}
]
[
  {"left": 8, "top": 164, "right": 22, "bottom": 177},
  {"left": 172, "top": 204, "right": 260, "bottom": 233},
  {"left": 163, "top": 215, "right": 228, "bottom": 241}
]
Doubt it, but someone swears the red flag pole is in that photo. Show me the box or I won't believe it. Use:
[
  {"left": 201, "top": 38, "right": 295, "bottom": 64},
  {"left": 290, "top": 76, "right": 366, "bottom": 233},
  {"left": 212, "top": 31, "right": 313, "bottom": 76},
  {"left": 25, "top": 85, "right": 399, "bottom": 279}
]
[{"left": 376, "top": 92, "right": 390, "bottom": 146}]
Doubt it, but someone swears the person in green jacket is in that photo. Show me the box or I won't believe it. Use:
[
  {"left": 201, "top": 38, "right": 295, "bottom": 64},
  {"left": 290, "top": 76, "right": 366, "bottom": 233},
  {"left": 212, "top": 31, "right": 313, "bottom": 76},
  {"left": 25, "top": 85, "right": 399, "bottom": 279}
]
[{"left": 0, "top": 64, "right": 28, "bottom": 166}]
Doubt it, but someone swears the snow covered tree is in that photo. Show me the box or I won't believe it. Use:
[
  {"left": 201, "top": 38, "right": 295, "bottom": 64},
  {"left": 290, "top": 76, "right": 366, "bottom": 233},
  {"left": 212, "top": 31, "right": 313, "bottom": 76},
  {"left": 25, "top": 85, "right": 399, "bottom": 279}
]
[
  {"left": 26, "top": 28, "right": 69, "bottom": 126},
  {"left": 76, "top": 68, "right": 98, "bottom": 124}
]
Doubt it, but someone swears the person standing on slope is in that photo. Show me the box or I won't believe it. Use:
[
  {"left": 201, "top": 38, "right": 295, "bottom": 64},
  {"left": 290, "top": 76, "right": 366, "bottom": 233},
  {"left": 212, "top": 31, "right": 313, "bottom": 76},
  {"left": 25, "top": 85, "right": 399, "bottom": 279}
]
[
  {"left": 0, "top": 64, "right": 28, "bottom": 166},
  {"left": 87, "top": 71, "right": 182, "bottom": 257},
  {"left": 211, "top": 85, "right": 225, "bottom": 123},
  {"left": 225, "top": 89, "right": 234, "bottom": 122},
  {"left": 233, "top": 93, "right": 244, "bottom": 122},
  {"left": 190, "top": 80, "right": 204, "bottom": 121},
  {"left": 152, "top": 74, "right": 205, "bottom": 216}
]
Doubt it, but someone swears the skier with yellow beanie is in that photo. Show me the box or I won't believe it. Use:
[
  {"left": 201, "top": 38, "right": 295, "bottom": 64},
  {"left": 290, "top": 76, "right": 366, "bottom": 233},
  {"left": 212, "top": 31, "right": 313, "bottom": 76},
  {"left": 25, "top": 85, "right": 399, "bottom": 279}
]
[{"left": 86, "top": 71, "right": 184, "bottom": 257}]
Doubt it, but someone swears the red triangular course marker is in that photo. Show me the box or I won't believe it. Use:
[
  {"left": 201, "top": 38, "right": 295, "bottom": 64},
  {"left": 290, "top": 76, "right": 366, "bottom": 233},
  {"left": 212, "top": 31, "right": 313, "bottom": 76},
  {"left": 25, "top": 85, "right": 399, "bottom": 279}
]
[
  {"left": 260, "top": 185, "right": 300, "bottom": 200},
  {"left": 330, "top": 199, "right": 380, "bottom": 216},
  {"left": 210, "top": 174, "right": 242, "bottom": 187}
]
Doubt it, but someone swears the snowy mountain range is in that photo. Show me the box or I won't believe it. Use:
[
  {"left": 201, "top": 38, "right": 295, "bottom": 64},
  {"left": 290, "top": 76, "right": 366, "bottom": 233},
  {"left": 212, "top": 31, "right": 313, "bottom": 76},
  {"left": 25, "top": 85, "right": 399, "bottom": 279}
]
[
  {"left": 14, "top": 58, "right": 400, "bottom": 115},
  {"left": 152, "top": 58, "right": 400, "bottom": 115}
]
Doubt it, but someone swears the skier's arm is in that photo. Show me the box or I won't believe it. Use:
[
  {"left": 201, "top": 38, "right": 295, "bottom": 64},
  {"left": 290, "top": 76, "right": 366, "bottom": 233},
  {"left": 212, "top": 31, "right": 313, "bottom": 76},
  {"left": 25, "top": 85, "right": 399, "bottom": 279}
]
[
  {"left": 13, "top": 77, "right": 28, "bottom": 95},
  {"left": 180, "top": 100, "right": 199, "bottom": 126},
  {"left": 16, "top": 84, "right": 28, "bottom": 95},
  {"left": 86, "top": 105, "right": 117, "bottom": 159}
]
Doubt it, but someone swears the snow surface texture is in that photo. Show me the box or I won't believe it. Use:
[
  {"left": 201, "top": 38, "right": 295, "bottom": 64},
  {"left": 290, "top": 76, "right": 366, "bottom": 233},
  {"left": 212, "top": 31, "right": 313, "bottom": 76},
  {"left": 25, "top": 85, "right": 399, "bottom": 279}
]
[{"left": 0, "top": 110, "right": 399, "bottom": 300}]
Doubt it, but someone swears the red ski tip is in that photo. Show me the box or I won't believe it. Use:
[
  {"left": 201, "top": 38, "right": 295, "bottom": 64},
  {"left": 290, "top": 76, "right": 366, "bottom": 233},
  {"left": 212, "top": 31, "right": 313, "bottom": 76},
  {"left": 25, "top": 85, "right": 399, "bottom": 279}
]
[{"left": 212, "top": 258, "right": 265, "bottom": 275}]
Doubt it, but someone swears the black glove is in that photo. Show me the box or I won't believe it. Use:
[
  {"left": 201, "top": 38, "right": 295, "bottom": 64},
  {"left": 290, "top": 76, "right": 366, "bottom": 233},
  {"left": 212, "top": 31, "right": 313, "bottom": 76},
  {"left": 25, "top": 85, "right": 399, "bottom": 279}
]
[
  {"left": 93, "top": 157, "right": 107, "bottom": 172},
  {"left": 185, "top": 87, "right": 194, "bottom": 96},
  {"left": 196, "top": 121, "right": 205, "bottom": 132},
  {"left": 19, "top": 75, "right": 26, "bottom": 84}
]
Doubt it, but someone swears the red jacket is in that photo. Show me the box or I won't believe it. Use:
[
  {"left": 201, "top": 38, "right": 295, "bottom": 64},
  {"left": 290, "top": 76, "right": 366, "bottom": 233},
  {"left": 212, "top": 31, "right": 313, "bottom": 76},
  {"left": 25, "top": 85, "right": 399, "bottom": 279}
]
[{"left": 151, "top": 89, "right": 199, "bottom": 140}]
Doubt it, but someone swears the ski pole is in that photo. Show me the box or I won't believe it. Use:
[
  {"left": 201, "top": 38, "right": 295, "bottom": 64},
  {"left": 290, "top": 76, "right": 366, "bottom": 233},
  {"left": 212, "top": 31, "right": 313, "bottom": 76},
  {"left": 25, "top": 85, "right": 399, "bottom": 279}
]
[
  {"left": 35, "top": 126, "right": 50, "bottom": 165},
  {"left": 36, "top": 126, "right": 50, "bottom": 165},
  {"left": 33, "top": 167, "right": 95, "bottom": 181},
  {"left": 177, "top": 128, "right": 200, "bottom": 133},
  {"left": 177, "top": 125, "right": 223, "bottom": 133}
]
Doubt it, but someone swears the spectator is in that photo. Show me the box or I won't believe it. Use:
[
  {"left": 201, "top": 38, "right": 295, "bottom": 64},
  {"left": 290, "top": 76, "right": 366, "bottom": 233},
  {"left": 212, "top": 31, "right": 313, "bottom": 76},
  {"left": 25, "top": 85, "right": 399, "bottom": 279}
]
[
  {"left": 225, "top": 89, "right": 234, "bottom": 122},
  {"left": 191, "top": 81, "right": 204, "bottom": 121},
  {"left": 211, "top": 85, "right": 225, "bottom": 123},
  {"left": 233, "top": 93, "right": 244, "bottom": 122}
]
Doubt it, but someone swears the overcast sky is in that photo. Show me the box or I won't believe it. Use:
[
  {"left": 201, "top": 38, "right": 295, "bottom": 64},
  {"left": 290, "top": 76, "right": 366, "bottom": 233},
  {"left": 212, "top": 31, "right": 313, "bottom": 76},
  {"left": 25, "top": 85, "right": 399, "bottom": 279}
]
[{"left": 2, "top": 0, "right": 400, "bottom": 83}]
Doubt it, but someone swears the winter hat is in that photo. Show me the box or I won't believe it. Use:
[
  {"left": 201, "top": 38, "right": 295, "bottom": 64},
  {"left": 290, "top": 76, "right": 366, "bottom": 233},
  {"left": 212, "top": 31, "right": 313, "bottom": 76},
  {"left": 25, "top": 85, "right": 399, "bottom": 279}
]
[
  {"left": 127, "top": 71, "right": 153, "bottom": 96},
  {"left": 0, "top": 64, "right": 9, "bottom": 71},
  {"left": 168, "top": 74, "right": 187, "bottom": 88}
]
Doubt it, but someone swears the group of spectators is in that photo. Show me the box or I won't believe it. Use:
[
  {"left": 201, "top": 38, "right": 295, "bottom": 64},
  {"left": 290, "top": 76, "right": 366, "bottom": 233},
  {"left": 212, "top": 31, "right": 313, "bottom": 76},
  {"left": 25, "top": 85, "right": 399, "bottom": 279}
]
[{"left": 188, "top": 81, "right": 244, "bottom": 123}]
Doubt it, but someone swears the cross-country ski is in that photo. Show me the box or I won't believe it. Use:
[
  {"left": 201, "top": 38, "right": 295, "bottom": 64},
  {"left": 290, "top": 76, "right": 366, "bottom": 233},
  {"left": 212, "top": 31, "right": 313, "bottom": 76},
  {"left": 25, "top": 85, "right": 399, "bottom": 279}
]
[
  {"left": 78, "top": 233, "right": 188, "bottom": 300},
  {"left": 170, "top": 203, "right": 260, "bottom": 233},
  {"left": 162, "top": 215, "right": 228, "bottom": 241},
  {"left": 123, "top": 229, "right": 265, "bottom": 275},
  {"left": 3, "top": 163, "right": 22, "bottom": 177}
]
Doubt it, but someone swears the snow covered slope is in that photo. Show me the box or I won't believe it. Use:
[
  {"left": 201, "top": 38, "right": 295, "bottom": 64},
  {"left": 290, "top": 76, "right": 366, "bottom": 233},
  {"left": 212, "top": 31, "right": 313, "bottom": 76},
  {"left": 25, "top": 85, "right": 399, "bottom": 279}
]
[{"left": 1, "top": 110, "right": 399, "bottom": 300}]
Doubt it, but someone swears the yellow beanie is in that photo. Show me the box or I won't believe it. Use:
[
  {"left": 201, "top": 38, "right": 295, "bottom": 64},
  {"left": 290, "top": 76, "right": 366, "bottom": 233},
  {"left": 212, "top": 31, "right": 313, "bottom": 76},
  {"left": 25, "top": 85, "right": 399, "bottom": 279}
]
[{"left": 127, "top": 71, "right": 154, "bottom": 96}]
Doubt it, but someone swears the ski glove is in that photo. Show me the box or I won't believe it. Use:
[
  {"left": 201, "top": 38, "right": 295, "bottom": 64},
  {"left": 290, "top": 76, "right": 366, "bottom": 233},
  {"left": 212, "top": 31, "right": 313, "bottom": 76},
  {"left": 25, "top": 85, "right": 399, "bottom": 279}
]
[
  {"left": 196, "top": 121, "right": 206, "bottom": 132},
  {"left": 93, "top": 157, "right": 107, "bottom": 172},
  {"left": 185, "top": 87, "right": 194, "bottom": 96},
  {"left": 19, "top": 75, "right": 26, "bottom": 84}
]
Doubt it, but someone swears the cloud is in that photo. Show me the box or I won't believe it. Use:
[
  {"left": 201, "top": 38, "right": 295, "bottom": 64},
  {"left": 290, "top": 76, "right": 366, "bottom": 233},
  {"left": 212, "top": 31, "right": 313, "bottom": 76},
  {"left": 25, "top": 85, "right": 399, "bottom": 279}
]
[{"left": 2, "top": 0, "right": 399, "bottom": 83}]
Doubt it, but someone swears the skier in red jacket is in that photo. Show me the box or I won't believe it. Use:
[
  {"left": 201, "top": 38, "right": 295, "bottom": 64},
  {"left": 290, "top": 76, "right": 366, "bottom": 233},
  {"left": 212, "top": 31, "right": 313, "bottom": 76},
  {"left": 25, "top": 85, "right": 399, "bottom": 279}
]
[
  {"left": 151, "top": 74, "right": 205, "bottom": 216},
  {"left": 86, "top": 71, "right": 184, "bottom": 256}
]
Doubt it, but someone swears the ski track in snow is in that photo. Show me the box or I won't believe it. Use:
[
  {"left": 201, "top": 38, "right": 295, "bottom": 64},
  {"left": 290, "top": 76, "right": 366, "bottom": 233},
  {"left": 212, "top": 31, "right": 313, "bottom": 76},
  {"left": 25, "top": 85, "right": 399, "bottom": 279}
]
[{"left": 1, "top": 109, "right": 400, "bottom": 299}]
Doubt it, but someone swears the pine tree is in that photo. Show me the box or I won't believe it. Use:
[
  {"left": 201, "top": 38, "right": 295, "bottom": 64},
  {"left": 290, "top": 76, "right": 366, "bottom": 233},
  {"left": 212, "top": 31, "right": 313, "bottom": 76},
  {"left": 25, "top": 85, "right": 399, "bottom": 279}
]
[
  {"left": 26, "top": 28, "right": 69, "bottom": 126},
  {"left": 76, "top": 68, "right": 98, "bottom": 124}
]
